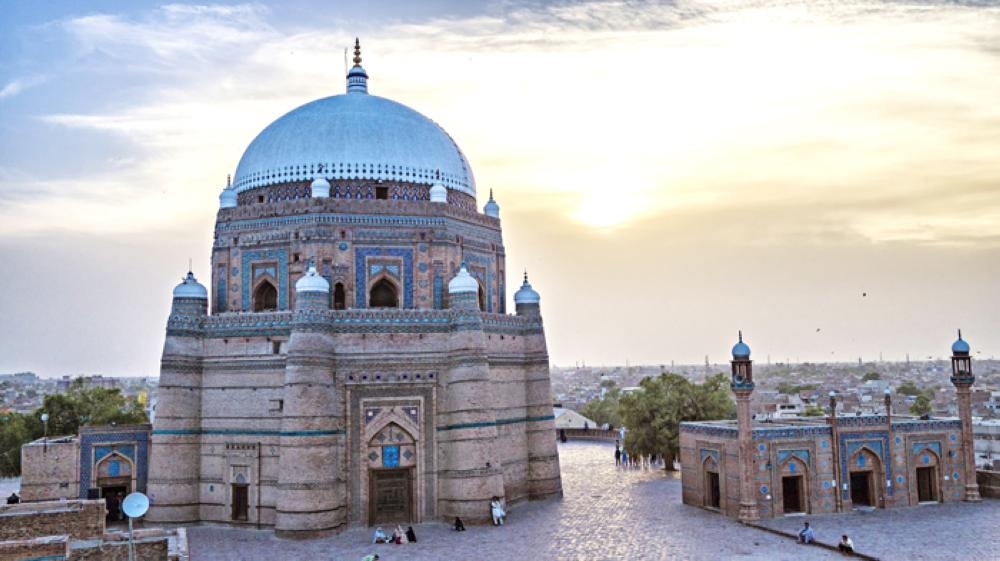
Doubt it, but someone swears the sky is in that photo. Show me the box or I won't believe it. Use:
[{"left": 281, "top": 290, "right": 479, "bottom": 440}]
[{"left": 1, "top": 0, "right": 1000, "bottom": 377}]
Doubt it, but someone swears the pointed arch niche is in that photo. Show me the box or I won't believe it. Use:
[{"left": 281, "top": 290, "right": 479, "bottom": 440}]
[
  {"left": 253, "top": 280, "right": 278, "bottom": 311},
  {"left": 702, "top": 453, "right": 721, "bottom": 510},
  {"left": 777, "top": 453, "right": 810, "bottom": 514},
  {"left": 910, "top": 444, "right": 942, "bottom": 504},
  {"left": 368, "top": 277, "right": 400, "bottom": 308},
  {"left": 847, "top": 446, "right": 884, "bottom": 509}
]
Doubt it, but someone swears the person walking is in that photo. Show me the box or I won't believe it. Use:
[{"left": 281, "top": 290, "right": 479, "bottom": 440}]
[{"left": 614, "top": 446, "right": 622, "bottom": 466}]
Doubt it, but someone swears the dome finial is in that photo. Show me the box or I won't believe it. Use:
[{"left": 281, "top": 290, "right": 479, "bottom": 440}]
[
  {"left": 957, "top": 328, "right": 962, "bottom": 341},
  {"left": 346, "top": 37, "right": 369, "bottom": 94},
  {"left": 738, "top": 330, "right": 743, "bottom": 342}
]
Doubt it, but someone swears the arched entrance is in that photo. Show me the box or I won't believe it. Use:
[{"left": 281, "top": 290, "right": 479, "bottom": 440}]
[
  {"left": 848, "top": 447, "right": 883, "bottom": 508},
  {"left": 912, "top": 448, "right": 941, "bottom": 503},
  {"left": 253, "top": 280, "right": 278, "bottom": 311},
  {"left": 367, "top": 423, "right": 416, "bottom": 525},
  {"left": 478, "top": 283, "right": 486, "bottom": 311},
  {"left": 94, "top": 452, "right": 134, "bottom": 500},
  {"left": 702, "top": 456, "right": 721, "bottom": 509},
  {"left": 369, "top": 278, "right": 399, "bottom": 308},
  {"left": 779, "top": 456, "right": 808, "bottom": 514}
]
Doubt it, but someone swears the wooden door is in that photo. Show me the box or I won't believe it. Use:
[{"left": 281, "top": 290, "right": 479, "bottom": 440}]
[
  {"left": 849, "top": 472, "right": 872, "bottom": 506},
  {"left": 231, "top": 484, "right": 249, "bottom": 521},
  {"left": 782, "top": 476, "right": 803, "bottom": 513},
  {"left": 369, "top": 468, "right": 412, "bottom": 525},
  {"left": 916, "top": 466, "right": 936, "bottom": 502}
]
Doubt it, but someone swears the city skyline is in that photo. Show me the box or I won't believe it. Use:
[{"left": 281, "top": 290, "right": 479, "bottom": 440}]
[{"left": 2, "top": 0, "right": 1000, "bottom": 376}]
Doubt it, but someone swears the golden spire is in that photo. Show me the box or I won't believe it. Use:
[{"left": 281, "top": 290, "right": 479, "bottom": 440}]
[{"left": 353, "top": 38, "right": 362, "bottom": 66}]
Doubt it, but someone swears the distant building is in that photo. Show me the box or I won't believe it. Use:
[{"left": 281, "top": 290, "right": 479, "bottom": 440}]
[
  {"left": 681, "top": 333, "right": 982, "bottom": 519},
  {"left": 19, "top": 424, "right": 151, "bottom": 502},
  {"left": 553, "top": 407, "right": 598, "bottom": 430}
]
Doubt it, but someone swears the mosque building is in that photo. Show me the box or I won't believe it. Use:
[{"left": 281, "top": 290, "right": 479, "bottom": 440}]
[
  {"left": 145, "top": 41, "right": 562, "bottom": 536},
  {"left": 681, "top": 332, "right": 981, "bottom": 519}
]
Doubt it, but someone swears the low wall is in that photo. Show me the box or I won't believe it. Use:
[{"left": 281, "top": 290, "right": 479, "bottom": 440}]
[
  {"left": 977, "top": 470, "right": 1000, "bottom": 499},
  {"left": 0, "top": 500, "right": 105, "bottom": 541},
  {"left": 558, "top": 428, "right": 619, "bottom": 442},
  {"left": 69, "top": 533, "right": 169, "bottom": 561},
  {"left": 0, "top": 534, "right": 68, "bottom": 561}
]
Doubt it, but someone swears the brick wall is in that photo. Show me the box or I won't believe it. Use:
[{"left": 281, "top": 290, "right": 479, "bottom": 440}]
[
  {"left": 0, "top": 500, "right": 105, "bottom": 541},
  {"left": 0, "top": 535, "right": 68, "bottom": 561},
  {"left": 68, "top": 537, "right": 168, "bottom": 561},
  {"left": 977, "top": 470, "right": 1000, "bottom": 499}
]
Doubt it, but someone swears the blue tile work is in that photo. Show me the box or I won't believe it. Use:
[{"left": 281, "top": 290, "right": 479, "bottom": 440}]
[
  {"left": 462, "top": 252, "right": 493, "bottom": 312},
  {"left": 700, "top": 448, "right": 720, "bottom": 464},
  {"left": 839, "top": 432, "right": 890, "bottom": 499},
  {"left": 777, "top": 449, "right": 810, "bottom": 467},
  {"left": 354, "top": 247, "right": 413, "bottom": 308},
  {"left": 79, "top": 430, "right": 150, "bottom": 499},
  {"left": 383, "top": 445, "right": 400, "bottom": 467},
  {"left": 216, "top": 277, "right": 227, "bottom": 312},
  {"left": 912, "top": 441, "right": 942, "bottom": 457},
  {"left": 241, "top": 249, "right": 289, "bottom": 310}
]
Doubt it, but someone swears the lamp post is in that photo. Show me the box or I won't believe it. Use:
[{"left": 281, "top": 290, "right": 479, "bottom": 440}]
[{"left": 40, "top": 413, "right": 49, "bottom": 453}]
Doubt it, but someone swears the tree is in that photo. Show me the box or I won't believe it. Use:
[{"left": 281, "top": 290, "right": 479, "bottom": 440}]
[
  {"left": 0, "top": 380, "right": 148, "bottom": 477},
  {"left": 896, "top": 381, "right": 921, "bottom": 396},
  {"left": 618, "top": 372, "right": 735, "bottom": 471},
  {"left": 910, "top": 395, "right": 932, "bottom": 416},
  {"left": 579, "top": 388, "right": 621, "bottom": 428},
  {"left": 802, "top": 405, "right": 826, "bottom": 417},
  {"left": 777, "top": 382, "right": 817, "bottom": 395},
  {"left": 862, "top": 372, "right": 881, "bottom": 382}
]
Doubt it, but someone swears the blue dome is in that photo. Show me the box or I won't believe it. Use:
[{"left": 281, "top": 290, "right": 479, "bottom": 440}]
[
  {"left": 952, "top": 333, "right": 970, "bottom": 354},
  {"left": 173, "top": 271, "right": 207, "bottom": 299},
  {"left": 732, "top": 332, "right": 750, "bottom": 358},
  {"left": 232, "top": 93, "right": 476, "bottom": 196},
  {"left": 514, "top": 273, "right": 540, "bottom": 305}
]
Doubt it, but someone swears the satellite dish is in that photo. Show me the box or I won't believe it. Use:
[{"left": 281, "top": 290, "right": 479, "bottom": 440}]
[{"left": 122, "top": 492, "right": 149, "bottom": 518}]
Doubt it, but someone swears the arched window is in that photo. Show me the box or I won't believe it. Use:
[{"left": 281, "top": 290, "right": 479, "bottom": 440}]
[
  {"left": 478, "top": 283, "right": 486, "bottom": 312},
  {"left": 253, "top": 281, "right": 278, "bottom": 311},
  {"left": 369, "top": 278, "right": 398, "bottom": 308},
  {"left": 333, "top": 282, "right": 346, "bottom": 310}
]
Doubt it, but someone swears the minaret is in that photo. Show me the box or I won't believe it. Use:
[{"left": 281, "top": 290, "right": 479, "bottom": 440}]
[
  {"left": 147, "top": 271, "right": 207, "bottom": 523},
  {"left": 513, "top": 270, "right": 562, "bottom": 499},
  {"left": 275, "top": 266, "right": 345, "bottom": 536},
  {"left": 730, "top": 331, "right": 759, "bottom": 522},
  {"left": 950, "top": 330, "right": 982, "bottom": 502},
  {"left": 436, "top": 264, "right": 506, "bottom": 520},
  {"left": 483, "top": 189, "right": 500, "bottom": 218},
  {"left": 346, "top": 38, "right": 369, "bottom": 94}
]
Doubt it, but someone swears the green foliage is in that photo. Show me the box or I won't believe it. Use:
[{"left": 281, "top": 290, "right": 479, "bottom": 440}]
[
  {"left": 0, "top": 379, "right": 148, "bottom": 477},
  {"left": 862, "top": 372, "right": 881, "bottom": 381},
  {"left": 0, "top": 412, "right": 30, "bottom": 476},
  {"left": 777, "top": 382, "right": 818, "bottom": 395},
  {"left": 896, "top": 380, "right": 921, "bottom": 396},
  {"left": 617, "top": 372, "right": 735, "bottom": 471},
  {"left": 802, "top": 405, "right": 826, "bottom": 417},
  {"left": 599, "top": 378, "right": 617, "bottom": 389},
  {"left": 910, "top": 394, "right": 932, "bottom": 416},
  {"left": 579, "top": 388, "right": 621, "bottom": 428}
]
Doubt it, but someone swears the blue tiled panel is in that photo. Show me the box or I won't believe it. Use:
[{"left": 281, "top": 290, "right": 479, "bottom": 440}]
[
  {"left": 462, "top": 252, "right": 493, "bottom": 312},
  {"left": 241, "top": 249, "right": 289, "bottom": 310},
  {"left": 78, "top": 431, "right": 150, "bottom": 499},
  {"left": 433, "top": 276, "right": 443, "bottom": 309},
  {"left": 354, "top": 247, "right": 413, "bottom": 308},
  {"left": 216, "top": 278, "right": 227, "bottom": 312},
  {"left": 383, "top": 445, "right": 400, "bottom": 468}
]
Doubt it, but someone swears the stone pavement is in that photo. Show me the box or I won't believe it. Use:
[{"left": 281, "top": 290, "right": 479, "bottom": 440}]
[
  {"left": 184, "top": 442, "right": 999, "bottom": 560},
  {"left": 187, "top": 442, "right": 835, "bottom": 561},
  {"left": 757, "top": 497, "right": 1000, "bottom": 561}
]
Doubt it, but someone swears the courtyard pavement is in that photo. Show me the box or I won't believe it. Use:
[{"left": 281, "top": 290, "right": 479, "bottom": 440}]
[{"left": 185, "top": 442, "right": 998, "bottom": 561}]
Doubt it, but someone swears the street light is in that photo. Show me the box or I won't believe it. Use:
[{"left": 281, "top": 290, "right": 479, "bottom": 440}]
[{"left": 40, "top": 413, "right": 49, "bottom": 453}]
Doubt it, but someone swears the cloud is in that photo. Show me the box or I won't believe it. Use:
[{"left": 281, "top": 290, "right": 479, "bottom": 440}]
[{"left": 0, "top": 76, "right": 47, "bottom": 100}]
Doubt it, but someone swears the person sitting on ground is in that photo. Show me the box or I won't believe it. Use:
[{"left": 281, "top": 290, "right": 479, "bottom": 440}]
[
  {"left": 361, "top": 555, "right": 380, "bottom": 561},
  {"left": 393, "top": 524, "right": 408, "bottom": 544},
  {"left": 798, "top": 522, "right": 815, "bottom": 544},
  {"left": 490, "top": 496, "right": 506, "bottom": 526},
  {"left": 6, "top": 492, "right": 20, "bottom": 505},
  {"left": 838, "top": 534, "right": 854, "bottom": 554},
  {"left": 453, "top": 516, "right": 466, "bottom": 531},
  {"left": 371, "top": 526, "right": 387, "bottom": 544},
  {"left": 406, "top": 526, "right": 417, "bottom": 543}
]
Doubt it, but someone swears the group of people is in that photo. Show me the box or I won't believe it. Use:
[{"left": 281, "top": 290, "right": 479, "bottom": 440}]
[
  {"left": 371, "top": 525, "right": 417, "bottom": 545},
  {"left": 798, "top": 522, "right": 856, "bottom": 555},
  {"left": 614, "top": 441, "right": 660, "bottom": 469}
]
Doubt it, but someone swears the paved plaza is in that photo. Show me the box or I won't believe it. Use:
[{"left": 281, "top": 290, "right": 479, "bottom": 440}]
[{"left": 186, "top": 442, "right": 999, "bottom": 561}]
